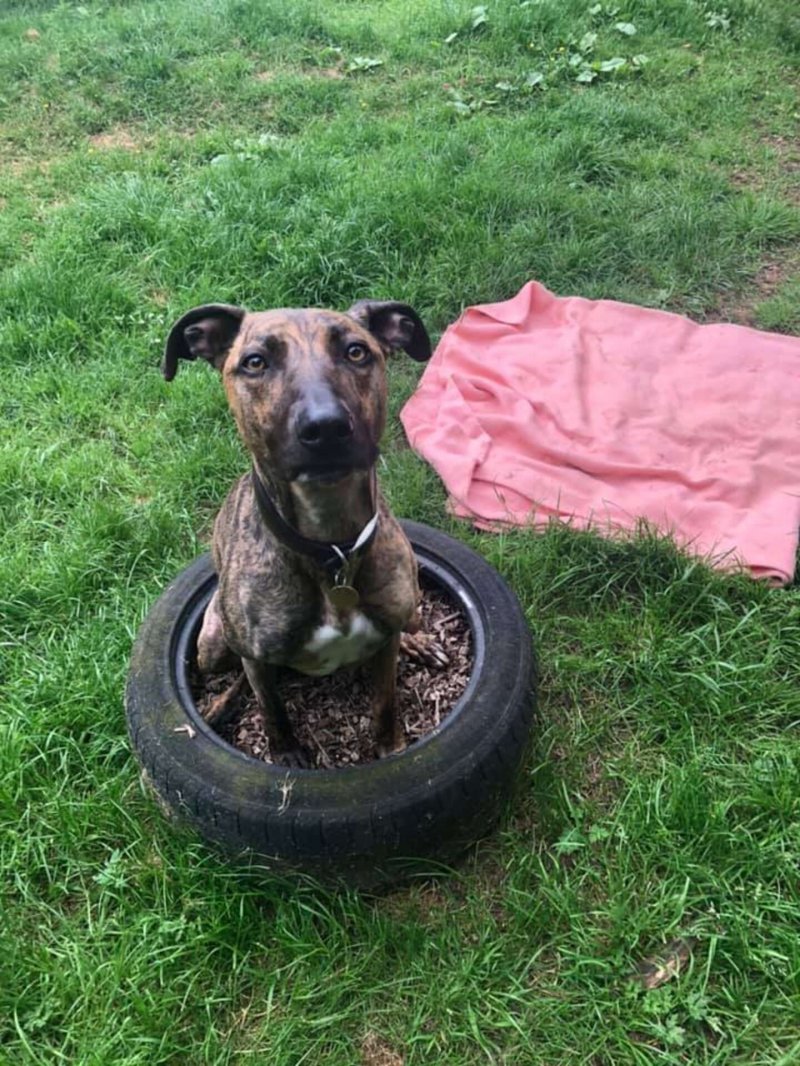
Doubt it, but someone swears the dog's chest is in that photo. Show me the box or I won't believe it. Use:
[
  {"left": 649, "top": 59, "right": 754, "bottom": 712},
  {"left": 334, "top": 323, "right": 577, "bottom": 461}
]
[{"left": 289, "top": 608, "right": 385, "bottom": 677}]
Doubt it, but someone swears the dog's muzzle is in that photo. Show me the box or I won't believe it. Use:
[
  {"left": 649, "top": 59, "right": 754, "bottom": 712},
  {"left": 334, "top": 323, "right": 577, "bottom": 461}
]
[{"left": 287, "top": 388, "right": 373, "bottom": 481}]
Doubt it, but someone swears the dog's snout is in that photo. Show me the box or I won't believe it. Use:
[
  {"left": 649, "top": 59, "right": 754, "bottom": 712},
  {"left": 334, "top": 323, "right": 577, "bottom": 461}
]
[{"left": 296, "top": 398, "right": 354, "bottom": 450}]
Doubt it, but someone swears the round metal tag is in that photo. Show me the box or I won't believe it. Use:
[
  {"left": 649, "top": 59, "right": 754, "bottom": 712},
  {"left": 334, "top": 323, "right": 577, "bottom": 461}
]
[{"left": 328, "top": 584, "right": 360, "bottom": 611}]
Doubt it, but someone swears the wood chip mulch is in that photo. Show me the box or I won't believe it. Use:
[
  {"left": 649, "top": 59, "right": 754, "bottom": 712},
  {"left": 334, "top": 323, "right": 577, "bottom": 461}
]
[{"left": 190, "top": 587, "right": 473, "bottom": 768}]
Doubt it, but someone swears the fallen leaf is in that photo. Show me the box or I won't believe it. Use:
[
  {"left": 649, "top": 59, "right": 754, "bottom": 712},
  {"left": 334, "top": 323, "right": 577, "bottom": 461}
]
[{"left": 632, "top": 937, "right": 697, "bottom": 990}]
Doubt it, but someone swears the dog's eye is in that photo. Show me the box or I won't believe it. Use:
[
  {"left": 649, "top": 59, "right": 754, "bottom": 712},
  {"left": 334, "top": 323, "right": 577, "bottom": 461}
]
[
  {"left": 241, "top": 353, "right": 267, "bottom": 372},
  {"left": 345, "top": 343, "right": 370, "bottom": 364}
]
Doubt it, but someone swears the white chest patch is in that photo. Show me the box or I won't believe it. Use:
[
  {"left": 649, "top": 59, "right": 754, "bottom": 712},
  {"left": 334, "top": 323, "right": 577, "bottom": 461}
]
[{"left": 291, "top": 611, "right": 385, "bottom": 677}]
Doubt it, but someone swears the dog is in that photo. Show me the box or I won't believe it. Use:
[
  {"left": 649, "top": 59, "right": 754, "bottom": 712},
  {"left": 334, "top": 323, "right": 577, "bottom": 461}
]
[{"left": 163, "top": 299, "right": 441, "bottom": 766}]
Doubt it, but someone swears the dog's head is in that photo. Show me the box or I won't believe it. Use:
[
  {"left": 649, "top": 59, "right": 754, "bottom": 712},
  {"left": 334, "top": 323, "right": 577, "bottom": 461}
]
[{"left": 162, "top": 301, "right": 431, "bottom": 483}]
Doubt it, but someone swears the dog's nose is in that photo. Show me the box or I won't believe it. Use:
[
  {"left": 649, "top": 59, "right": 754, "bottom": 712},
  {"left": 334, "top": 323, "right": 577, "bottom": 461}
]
[{"left": 296, "top": 400, "right": 354, "bottom": 449}]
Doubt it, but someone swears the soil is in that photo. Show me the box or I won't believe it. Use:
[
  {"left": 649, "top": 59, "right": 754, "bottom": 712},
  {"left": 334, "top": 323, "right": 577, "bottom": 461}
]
[
  {"left": 360, "top": 1032, "right": 405, "bottom": 1066},
  {"left": 190, "top": 587, "right": 473, "bottom": 768},
  {"left": 88, "top": 126, "right": 144, "bottom": 151}
]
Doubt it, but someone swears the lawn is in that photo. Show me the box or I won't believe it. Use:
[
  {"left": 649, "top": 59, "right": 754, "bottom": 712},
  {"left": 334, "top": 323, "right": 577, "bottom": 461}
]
[{"left": 2, "top": 0, "right": 800, "bottom": 1062}]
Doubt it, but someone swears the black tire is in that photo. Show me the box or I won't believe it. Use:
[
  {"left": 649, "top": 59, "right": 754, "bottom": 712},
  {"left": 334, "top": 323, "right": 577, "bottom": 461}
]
[{"left": 125, "top": 521, "right": 535, "bottom": 887}]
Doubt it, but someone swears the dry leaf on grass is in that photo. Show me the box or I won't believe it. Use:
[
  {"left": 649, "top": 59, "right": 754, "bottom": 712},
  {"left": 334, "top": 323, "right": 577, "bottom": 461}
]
[{"left": 632, "top": 937, "right": 697, "bottom": 989}]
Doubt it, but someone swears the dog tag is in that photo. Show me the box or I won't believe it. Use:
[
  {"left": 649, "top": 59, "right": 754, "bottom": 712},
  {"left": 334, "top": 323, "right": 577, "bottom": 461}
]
[{"left": 328, "top": 584, "right": 360, "bottom": 610}]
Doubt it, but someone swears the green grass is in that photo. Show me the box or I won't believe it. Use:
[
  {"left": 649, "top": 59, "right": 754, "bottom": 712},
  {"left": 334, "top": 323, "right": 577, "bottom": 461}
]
[{"left": 2, "top": 0, "right": 800, "bottom": 1062}]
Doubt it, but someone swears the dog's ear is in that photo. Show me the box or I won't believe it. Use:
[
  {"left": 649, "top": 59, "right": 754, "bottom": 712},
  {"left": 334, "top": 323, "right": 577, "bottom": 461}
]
[
  {"left": 162, "top": 304, "right": 246, "bottom": 381},
  {"left": 346, "top": 300, "right": 432, "bottom": 362}
]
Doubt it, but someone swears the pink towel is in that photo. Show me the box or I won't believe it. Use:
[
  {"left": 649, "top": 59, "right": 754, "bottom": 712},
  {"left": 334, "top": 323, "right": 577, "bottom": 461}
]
[{"left": 401, "top": 281, "right": 800, "bottom": 584}]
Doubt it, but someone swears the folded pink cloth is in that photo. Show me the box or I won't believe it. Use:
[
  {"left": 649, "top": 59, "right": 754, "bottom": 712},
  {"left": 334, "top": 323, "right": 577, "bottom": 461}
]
[{"left": 401, "top": 281, "right": 800, "bottom": 584}]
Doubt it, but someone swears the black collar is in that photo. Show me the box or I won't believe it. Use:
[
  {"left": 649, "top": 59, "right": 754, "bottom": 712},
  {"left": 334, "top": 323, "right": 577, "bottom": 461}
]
[{"left": 250, "top": 468, "right": 379, "bottom": 581}]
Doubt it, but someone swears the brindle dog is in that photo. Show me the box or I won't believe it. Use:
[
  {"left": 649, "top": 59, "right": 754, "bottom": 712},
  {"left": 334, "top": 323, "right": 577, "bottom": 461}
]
[{"left": 163, "top": 300, "right": 437, "bottom": 766}]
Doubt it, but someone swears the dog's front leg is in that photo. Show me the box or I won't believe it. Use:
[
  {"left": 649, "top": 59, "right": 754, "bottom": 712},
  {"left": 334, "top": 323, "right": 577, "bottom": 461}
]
[
  {"left": 197, "top": 589, "right": 235, "bottom": 674},
  {"left": 241, "top": 657, "right": 311, "bottom": 768},
  {"left": 196, "top": 590, "right": 245, "bottom": 726},
  {"left": 368, "top": 633, "right": 406, "bottom": 758}
]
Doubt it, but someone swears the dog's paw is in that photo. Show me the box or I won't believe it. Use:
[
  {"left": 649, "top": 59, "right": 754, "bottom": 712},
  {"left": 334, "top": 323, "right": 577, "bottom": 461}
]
[
  {"left": 375, "top": 729, "right": 407, "bottom": 759},
  {"left": 271, "top": 741, "right": 313, "bottom": 769},
  {"left": 201, "top": 672, "right": 248, "bottom": 726},
  {"left": 400, "top": 631, "right": 449, "bottom": 670}
]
